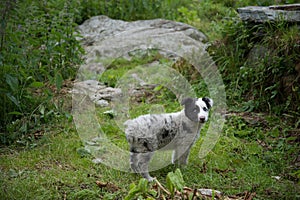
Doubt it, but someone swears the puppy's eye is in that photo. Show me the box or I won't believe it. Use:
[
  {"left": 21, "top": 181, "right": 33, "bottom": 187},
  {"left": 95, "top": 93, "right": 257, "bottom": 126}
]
[
  {"left": 193, "top": 109, "right": 198, "bottom": 113},
  {"left": 203, "top": 107, "right": 208, "bottom": 112}
]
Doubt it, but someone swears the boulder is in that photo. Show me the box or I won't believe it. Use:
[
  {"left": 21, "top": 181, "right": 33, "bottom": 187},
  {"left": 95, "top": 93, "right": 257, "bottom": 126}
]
[
  {"left": 237, "top": 4, "right": 300, "bottom": 23},
  {"left": 76, "top": 15, "right": 208, "bottom": 73}
]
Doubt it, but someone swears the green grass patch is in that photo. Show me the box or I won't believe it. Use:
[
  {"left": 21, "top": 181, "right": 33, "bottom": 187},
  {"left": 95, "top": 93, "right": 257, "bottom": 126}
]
[{"left": 1, "top": 112, "right": 299, "bottom": 199}]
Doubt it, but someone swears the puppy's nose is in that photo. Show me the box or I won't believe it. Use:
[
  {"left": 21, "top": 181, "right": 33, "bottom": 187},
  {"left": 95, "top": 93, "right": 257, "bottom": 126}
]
[{"left": 199, "top": 116, "right": 205, "bottom": 122}]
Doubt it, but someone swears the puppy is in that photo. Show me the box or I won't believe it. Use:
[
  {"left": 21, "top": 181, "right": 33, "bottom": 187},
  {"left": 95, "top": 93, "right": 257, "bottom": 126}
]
[{"left": 124, "top": 97, "right": 213, "bottom": 181}]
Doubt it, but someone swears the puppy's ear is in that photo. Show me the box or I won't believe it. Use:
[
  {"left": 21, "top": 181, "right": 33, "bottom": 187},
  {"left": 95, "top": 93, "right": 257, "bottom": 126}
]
[
  {"left": 202, "top": 97, "right": 213, "bottom": 109},
  {"left": 181, "top": 97, "right": 198, "bottom": 122},
  {"left": 181, "top": 97, "right": 195, "bottom": 106}
]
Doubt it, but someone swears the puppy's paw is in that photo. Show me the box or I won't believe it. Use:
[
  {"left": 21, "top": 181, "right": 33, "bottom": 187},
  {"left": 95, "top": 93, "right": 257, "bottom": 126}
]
[{"left": 147, "top": 176, "right": 155, "bottom": 182}]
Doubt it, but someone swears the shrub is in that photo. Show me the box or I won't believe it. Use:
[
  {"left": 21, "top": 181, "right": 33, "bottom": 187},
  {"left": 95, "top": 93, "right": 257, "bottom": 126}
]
[
  {"left": 0, "top": 0, "right": 84, "bottom": 144},
  {"left": 76, "top": 0, "right": 191, "bottom": 23},
  {"left": 210, "top": 18, "right": 300, "bottom": 116}
]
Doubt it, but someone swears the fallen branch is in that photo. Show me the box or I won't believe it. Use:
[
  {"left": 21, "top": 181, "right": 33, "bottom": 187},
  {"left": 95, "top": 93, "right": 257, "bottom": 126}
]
[{"left": 154, "top": 178, "right": 171, "bottom": 196}]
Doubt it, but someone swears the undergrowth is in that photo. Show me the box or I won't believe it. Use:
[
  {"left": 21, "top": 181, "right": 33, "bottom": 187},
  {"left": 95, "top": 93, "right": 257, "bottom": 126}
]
[
  {"left": 0, "top": 0, "right": 84, "bottom": 144},
  {"left": 210, "top": 18, "right": 300, "bottom": 118}
]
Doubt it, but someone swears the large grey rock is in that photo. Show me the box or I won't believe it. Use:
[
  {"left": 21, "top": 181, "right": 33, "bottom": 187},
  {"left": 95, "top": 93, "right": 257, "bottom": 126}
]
[
  {"left": 73, "top": 16, "right": 209, "bottom": 106},
  {"left": 237, "top": 4, "right": 300, "bottom": 23},
  {"left": 77, "top": 15, "right": 208, "bottom": 74},
  {"left": 78, "top": 15, "right": 208, "bottom": 46}
]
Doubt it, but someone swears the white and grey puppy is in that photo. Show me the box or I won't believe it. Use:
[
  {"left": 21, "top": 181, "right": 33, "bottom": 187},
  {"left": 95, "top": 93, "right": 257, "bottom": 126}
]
[{"left": 124, "top": 97, "right": 213, "bottom": 181}]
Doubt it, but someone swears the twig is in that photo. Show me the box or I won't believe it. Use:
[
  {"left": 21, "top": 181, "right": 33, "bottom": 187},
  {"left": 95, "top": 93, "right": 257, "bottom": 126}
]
[{"left": 154, "top": 178, "right": 171, "bottom": 196}]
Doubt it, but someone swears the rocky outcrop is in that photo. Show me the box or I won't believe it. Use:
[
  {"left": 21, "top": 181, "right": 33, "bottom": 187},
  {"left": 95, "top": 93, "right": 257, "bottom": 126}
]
[
  {"left": 71, "top": 80, "right": 121, "bottom": 107},
  {"left": 237, "top": 4, "right": 300, "bottom": 23},
  {"left": 73, "top": 16, "right": 209, "bottom": 106}
]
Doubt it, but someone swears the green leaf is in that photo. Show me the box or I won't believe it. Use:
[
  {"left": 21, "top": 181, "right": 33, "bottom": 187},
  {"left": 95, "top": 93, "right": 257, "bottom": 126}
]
[
  {"left": 129, "top": 182, "right": 136, "bottom": 190},
  {"left": 137, "top": 178, "right": 148, "bottom": 193},
  {"left": 55, "top": 73, "right": 63, "bottom": 91},
  {"left": 166, "top": 174, "right": 175, "bottom": 196},
  {"left": 8, "top": 111, "right": 23, "bottom": 116},
  {"left": 154, "top": 85, "right": 163, "bottom": 92},
  {"left": 5, "top": 74, "right": 19, "bottom": 93},
  {"left": 148, "top": 190, "right": 157, "bottom": 198},
  {"left": 29, "top": 81, "right": 44, "bottom": 88},
  {"left": 125, "top": 178, "right": 150, "bottom": 200},
  {"left": 39, "top": 105, "right": 45, "bottom": 115},
  {"left": 6, "top": 93, "right": 20, "bottom": 108},
  {"left": 166, "top": 168, "right": 185, "bottom": 195},
  {"left": 124, "top": 184, "right": 140, "bottom": 200}
]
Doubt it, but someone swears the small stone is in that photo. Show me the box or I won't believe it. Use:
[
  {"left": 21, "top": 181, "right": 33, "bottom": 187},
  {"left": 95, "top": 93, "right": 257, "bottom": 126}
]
[
  {"left": 92, "top": 158, "right": 103, "bottom": 164},
  {"left": 198, "top": 188, "right": 222, "bottom": 196},
  {"left": 271, "top": 176, "right": 281, "bottom": 181},
  {"left": 95, "top": 99, "right": 109, "bottom": 107}
]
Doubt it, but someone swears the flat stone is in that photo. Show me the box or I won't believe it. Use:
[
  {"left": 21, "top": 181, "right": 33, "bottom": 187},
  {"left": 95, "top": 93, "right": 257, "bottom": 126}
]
[
  {"left": 237, "top": 4, "right": 300, "bottom": 23},
  {"left": 70, "top": 80, "right": 122, "bottom": 106}
]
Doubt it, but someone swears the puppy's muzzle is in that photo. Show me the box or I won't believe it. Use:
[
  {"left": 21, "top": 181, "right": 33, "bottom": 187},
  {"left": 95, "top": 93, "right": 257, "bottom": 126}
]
[{"left": 199, "top": 116, "right": 206, "bottom": 123}]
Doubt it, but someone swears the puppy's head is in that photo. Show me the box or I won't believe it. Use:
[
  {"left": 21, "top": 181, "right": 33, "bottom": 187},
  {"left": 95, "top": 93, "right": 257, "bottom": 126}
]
[{"left": 181, "top": 97, "right": 213, "bottom": 123}]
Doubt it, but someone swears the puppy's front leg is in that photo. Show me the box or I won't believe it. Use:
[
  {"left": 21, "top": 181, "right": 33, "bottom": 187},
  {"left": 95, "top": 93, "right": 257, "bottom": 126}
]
[
  {"left": 130, "top": 152, "right": 139, "bottom": 173},
  {"left": 137, "top": 152, "right": 155, "bottom": 181}
]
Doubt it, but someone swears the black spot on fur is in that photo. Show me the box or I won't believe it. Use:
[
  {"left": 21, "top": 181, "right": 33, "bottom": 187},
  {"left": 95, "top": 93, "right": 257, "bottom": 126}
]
[
  {"left": 162, "top": 129, "right": 169, "bottom": 139},
  {"left": 202, "top": 97, "right": 211, "bottom": 110},
  {"left": 143, "top": 141, "right": 152, "bottom": 151},
  {"left": 156, "top": 127, "right": 177, "bottom": 149},
  {"left": 164, "top": 118, "right": 168, "bottom": 125},
  {"left": 130, "top": 146, "right": 137, "bottom": 153}
]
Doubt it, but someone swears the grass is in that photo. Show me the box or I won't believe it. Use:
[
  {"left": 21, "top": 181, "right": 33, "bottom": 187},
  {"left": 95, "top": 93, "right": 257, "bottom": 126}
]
[
  {"left": 1, "top": 54, "right": 299, "bottom": 199},
  {"left": 0, "top": 111, "right": 299, "bottom": 199},
  {"left": 0, "top": 127, "right": 134, "bottom": 199}
]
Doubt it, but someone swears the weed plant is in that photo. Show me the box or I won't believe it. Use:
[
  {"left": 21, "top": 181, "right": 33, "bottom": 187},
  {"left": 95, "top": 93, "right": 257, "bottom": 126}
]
[{"left": 0, "top": 0, "right": 84, "bottom": 144}]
